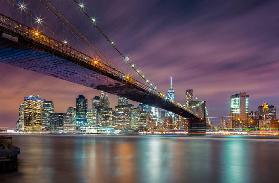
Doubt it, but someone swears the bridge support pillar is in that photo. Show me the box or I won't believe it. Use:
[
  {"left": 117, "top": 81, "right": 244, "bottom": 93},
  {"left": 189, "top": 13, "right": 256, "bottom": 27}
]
[{"left": 188, "top": 119, "right": 206, "bottom": 135}]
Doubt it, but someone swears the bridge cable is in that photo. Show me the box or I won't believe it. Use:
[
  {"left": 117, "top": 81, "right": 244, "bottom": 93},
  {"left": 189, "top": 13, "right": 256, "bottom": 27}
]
[
  {"left": 40, "top": 0, "right": 114, "bottom": 66},
  {"left": 72, "top": 0, "right": 158, "bottom": 93}
]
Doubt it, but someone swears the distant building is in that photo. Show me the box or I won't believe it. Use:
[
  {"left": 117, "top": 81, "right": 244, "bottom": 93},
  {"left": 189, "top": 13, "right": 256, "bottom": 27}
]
[
  {"left": 17, "top": 95, "right": 45, "bottom": 132},
  {"left": 92, "top": 96, "right": 101, "bottom": 124},
  {"left": 64, "top": 107, "right": 76, "bottom": 133},
  {"left": 258, "top": 103, "right": 277, "bottom": 130},
  {"left": 99, "top": 91, "right": 110, "bottom": 109},
  {"left": 258, "top": 103, "right": 276, "bottom": 120},
  {"left": 76, "top": 95, "right": 88, "bottom": 127},
  {"left": 230, "top": 92, "right": 249, "bottom": 128},
  {"left": 49, "top": 113, "right": 65, "bottom": 132},
  {"left": 114, "top": 97, "right": 133, "bottom": 129},
  {"left": 42, "top": 101, "right": 54, "bottom": 130},
  {"left": 166, "top": 76, "right": 175, "bottom": 102},
  {"left": 166, "top": 77, "right": 175, "bottom": 119},
  {"left": 185, "top": 89, "right": 193, "bottom": 108}
]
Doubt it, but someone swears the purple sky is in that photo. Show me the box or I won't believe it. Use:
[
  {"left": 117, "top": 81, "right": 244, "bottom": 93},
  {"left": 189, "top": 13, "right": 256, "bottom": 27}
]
[{"left": 1, "top": 0, "right": 279, "bottom": 127}]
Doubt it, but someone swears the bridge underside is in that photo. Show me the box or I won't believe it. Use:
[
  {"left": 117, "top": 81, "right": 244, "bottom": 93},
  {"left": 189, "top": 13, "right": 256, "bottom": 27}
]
[{"left": 0, "top": 32, "right": 206, "bottom": 134}]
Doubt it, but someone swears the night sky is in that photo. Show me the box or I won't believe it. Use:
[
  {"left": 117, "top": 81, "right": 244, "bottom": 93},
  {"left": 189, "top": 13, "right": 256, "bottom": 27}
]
[{"left": 0, "top": 0, "right": 279, "bottom": 127}]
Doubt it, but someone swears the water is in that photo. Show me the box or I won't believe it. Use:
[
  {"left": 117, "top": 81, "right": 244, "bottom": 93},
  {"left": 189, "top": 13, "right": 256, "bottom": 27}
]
[{"left": 1, "top": 135, "right": 279, "bottom": 183}]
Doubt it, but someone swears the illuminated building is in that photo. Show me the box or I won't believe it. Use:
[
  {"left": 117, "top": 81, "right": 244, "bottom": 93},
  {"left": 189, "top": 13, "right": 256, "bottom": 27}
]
[
  {"left": 100, "top": 108, "right": 113, "bottom": 127},
  {"left": 99, "top": 91, "right": 110, "bottom": 109},
  {"left": 185, "top": 89, "right": 193, "bottom": 108},
  {"left": 92, "top": 96, "right": 101, "bottom": 124},
  {"left": 151, "top": 106, "right": 160, "bottom": 123},
  {"left": 92, "top": 92, "right": 113, "bottom": 127},
  {"left": 114, "top": 97, "right": 133, "bottom": 129},
  {"left": 166, "top": 77, "right": 175, "bottom": 119},
  {"left": 258, "top": 103, "right": 277, "bottom": 130},
  {"left": 86, "top": 110, "right": 95, "bottom": 126},
  {"left": 76, "top": 95, "right": 88, "bottom": 127},
  {"left": 230, "top": 92, "right": 249, "bottom": 128},
  {"left": 49, "top": 113, "right": 65, "bottom": 132},
  {"left": 64, "top": 107, "right": 76, "bottom": 132},
  {"left": 42, "top": 101, "right": 54, "bottom": 130},
  {"left": 18, "top": 95, "right": 45, "bottom": 132},
  {"left": 166, "top": 76, "right": 175, "bottom": 101},
  {"left": 258, "top": 103, "right": 276, "bottom": 120}
]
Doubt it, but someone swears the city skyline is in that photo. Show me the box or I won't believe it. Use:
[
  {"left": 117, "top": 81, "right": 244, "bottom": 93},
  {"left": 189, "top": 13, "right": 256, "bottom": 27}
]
[{"left": 1, "top": 0, "right": 279, "bottom": 127}]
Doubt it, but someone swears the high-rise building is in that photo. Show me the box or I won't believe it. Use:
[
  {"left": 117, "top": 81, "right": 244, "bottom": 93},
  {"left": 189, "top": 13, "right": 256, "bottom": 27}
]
[
  {"left": 230, "top": 92, "right": 249, "bottom": 128},
  {"left": 258, "top": 103, "right": 277, "bottom": 130},
  {"left": 114, "top": 97, "right": 133, "bottom": 129},
  {"left": 86, "top": 110, "right": 95, "bottom": 126},
  {"left": 42, "top": 101, "right": 54, "bottom": 130},
  {"left": 92, "top": 96, "right": 101, "bottom": 124},
  {"left": 100, "top": 91, "right": 110, "bottom": 109},
  {"left": 64, "top": 107, "right": 76, "bottom": 132},
  {"left": 166, "top": 77, "right": 175, "bottom": 119},
  {"left": 76, "top": 95, "right": 88, "bottom": 127},
  {"left": 49, "top": 113, "right": 65, "bottom": 132},
  {"left": 166, "top": 76, "right": 175, "bottom": 102},
  {"left": 185, "top": 89, "right": 193, "bottom": 108},
  {"left": 18, "top": 95, "right": 45, "bottom": 132},
  {"left": 258, "top": 103, "right": 276, "bottom": 120}
]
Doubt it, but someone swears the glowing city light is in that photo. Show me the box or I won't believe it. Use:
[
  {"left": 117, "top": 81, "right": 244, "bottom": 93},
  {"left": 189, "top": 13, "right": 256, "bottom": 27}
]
[
  {"left": 18, "top": 1, "right": 27, "bottom": 12},
  {"left": 124, "top": 56, "right": 130, "bottom": 62},
  {"left": 34, "top": 17, "right": 43, "bottom": 25},
  {"left": 91, "top": 17, "right": 96, "bottom": 23},
  {"left": 78, "top": 2, "right": 85, "bottom": 9},
  {"left": 63, "top": 40, "right": 68, "bottom": 44}
]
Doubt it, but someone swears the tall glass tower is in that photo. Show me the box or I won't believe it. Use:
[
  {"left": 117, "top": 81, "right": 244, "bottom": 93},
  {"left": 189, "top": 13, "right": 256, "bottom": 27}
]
[
  {"left": 76, "top": 95, "right": 88, "bottom": 127},
  {"left": 166, "top": 76, "right": 175, "bottom": 101},
  {"left": 166, "top": 77, "right": 175, "bottom": 119}
]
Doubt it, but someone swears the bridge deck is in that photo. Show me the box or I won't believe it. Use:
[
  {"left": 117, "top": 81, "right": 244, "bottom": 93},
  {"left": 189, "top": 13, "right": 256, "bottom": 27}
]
[{"left": 0, "top": 13, "right": 203, "bottom": 124}]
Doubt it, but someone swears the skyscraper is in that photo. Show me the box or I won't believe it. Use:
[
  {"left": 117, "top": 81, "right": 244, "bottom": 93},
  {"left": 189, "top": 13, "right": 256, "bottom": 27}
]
[
  {"left": 185, "top": 89, "right": 193, "bottom": 108},
  {"left": 64, "top": 107, "right": 76, "bottom": 132},
  {"left": 76, "top": 95, "right": 88, "bottom": 127},
  {"left": 92, "top": 96, "right": 101, "bottom": 124},
  {"left": 166, "top": 76, "right": 175, "bottom": 102},
  {"left": 258, "top": 102, "right": 276, "bottom": 120},
  {"left": 166, "top": 77, "right": 175, "bottom": 119},
  {"left": 18, "top": 95, "right": 45, "bottom": 132},
  {"left": 42, "top": 100, "right": 54, "bottom": 130},
  {"left": 115, "top": 97, "right": 133, "bottom": 129},
  {"left": 100, "top": 91, "right": 110, "bottom": 109},
  {"left": 230, "top": 92, "right": 249, "bottom": 128},
  {"left": 49, "top": 113, "right": 65, "bottom": 132}
]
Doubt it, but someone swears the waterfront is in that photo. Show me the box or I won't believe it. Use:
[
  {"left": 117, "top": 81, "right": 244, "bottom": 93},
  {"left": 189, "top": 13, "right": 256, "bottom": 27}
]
[{"left": 1, "top": 135, "right": 279, "bottom": 183}]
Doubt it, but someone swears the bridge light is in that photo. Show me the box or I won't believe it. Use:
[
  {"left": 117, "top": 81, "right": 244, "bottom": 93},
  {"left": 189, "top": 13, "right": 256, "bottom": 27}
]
[
  {"left": 78, "top": 3, "right": 85, "bottom": 9},
  {"left": 32, "top": 30, "right": 40, "bottom": 37},
  {"left": 18, "top": 2, "right": 27, "bottom": 12},
  {"left": 124, "top": 56, "right": 130, "bottom": 62},
  {"left": 111, "top": 41, "right": 115, "bottom": 45},
  {"left": 92, "top": 58, "right": 99, "bottom": 65},
  {"left": 63, "top": 40, "right": 68, "bottom": 44},
  {"left": 146, "top": 80, "right": 149, "bottom": 83},
  {"left": 35, "top": 16, "right": 43, "bottom": 25},
  {"left": 91, "top": 17, "right": 96, "bottom": 24},
  {"left": 131, "top": 64, "right": 135, "bottom": 68}
]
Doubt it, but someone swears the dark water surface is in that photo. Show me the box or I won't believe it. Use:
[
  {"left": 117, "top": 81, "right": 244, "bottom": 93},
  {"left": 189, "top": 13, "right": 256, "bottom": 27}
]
[{"left": 1, "top": 135, "right": 279, "bottom": 183}]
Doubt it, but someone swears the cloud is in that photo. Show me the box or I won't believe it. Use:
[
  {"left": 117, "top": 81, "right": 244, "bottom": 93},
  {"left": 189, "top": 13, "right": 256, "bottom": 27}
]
[{"left": 0, "top": 0, "right": 279, "bottom": 127}]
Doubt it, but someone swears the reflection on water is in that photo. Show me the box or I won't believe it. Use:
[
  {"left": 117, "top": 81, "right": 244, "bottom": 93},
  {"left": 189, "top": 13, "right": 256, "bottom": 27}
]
[{"left": 1, "top": 136, "right": 279, "bottom": 183}]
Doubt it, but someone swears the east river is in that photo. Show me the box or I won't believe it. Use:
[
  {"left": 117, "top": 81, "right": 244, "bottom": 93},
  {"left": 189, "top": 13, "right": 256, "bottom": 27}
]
[{"left": 1, "top": 135, "right": 279, "bottom": 183}]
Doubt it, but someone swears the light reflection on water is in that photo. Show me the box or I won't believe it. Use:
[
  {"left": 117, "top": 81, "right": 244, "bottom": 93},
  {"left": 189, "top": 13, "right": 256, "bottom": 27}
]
[{"left": 1, "top": 135, "right": 279, "bottom": 183}]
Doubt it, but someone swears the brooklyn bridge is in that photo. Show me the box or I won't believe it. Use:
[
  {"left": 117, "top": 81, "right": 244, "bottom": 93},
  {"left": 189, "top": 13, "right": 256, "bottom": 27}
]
[{"left": 0, "top": 0, "right": 206, "bottom": 133}]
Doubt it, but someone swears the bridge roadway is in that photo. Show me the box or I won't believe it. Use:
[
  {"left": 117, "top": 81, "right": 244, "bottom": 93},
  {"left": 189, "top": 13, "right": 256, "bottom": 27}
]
[{"left": 0, "top": 14, "right": 206, "bottom": 133}]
